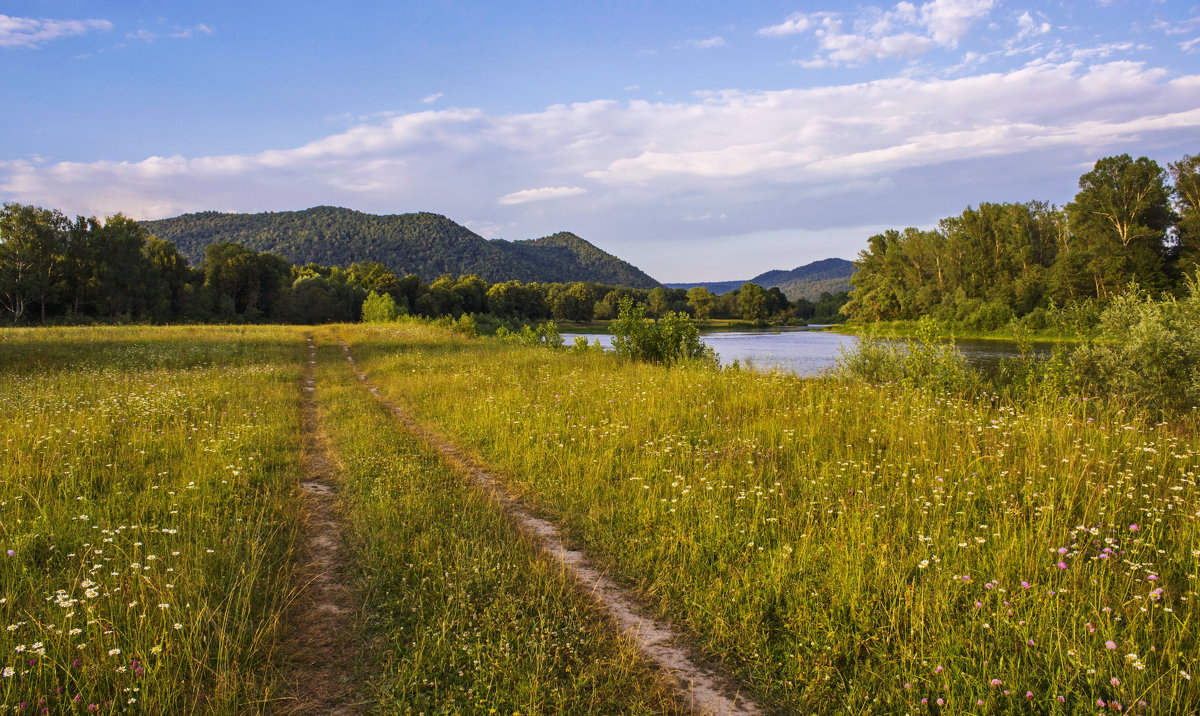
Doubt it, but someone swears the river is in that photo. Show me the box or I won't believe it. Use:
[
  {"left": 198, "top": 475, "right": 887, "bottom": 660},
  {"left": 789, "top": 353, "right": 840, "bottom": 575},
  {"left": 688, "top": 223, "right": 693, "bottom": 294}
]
[{"left": 560, "top": 326, "right": 1054, "bottom": 377}]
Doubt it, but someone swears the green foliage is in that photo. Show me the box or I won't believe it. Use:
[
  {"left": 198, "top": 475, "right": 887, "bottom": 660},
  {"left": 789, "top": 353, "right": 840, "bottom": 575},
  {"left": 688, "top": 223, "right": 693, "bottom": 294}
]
[
  {"left": 685, "top": 286, "right": 714, "bottom": 321},
  {"left": 361, "top": 290, "right": 401, "bottom": 323},
  {"left": 1070, "top": 277, "right": 1200, "bottom": 414},
  {"left": 837, "top": 317, "right": 981, "bottom": 394},
  {"left": 739, "top": 282, "right": 766, "bottom": 322},
  {"left": 141, "top": 207, "right": 659, "bottom": 288},
  {"left": 610, "top": 297, "right": 717, "bottom": 367},
  {"left": 494, "top": 321, "right": 563, "bottom": 348},
  {"left": 843, "top": 151, "right": 1194, "bottom": 329}
]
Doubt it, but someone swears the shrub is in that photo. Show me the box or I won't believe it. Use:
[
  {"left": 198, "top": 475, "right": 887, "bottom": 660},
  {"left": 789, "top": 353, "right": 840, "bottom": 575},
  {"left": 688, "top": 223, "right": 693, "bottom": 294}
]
[
  {"left": 361, "top": 290, "right": 401, "bottom": 323},
  {"left": 1070, "top": 278, "right": 1200, "bottom": 414},
  {"left": 610, "top": 298, "right": 717, "bottom": 367},
  {"left": 494, "top": 321, "right": 564, "bottom": 349},
  {"left": 837, "top": 317, "right": 980, "bottom": 394}
]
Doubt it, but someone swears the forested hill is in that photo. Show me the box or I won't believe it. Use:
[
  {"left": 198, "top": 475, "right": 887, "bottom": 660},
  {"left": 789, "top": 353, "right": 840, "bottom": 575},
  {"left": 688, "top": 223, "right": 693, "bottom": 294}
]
[
  {"left": 667, "top": 257, "right": 854, "bottom": 300},
  {"left": 140, "top": 206, "right": 660, "bottom": 288}
]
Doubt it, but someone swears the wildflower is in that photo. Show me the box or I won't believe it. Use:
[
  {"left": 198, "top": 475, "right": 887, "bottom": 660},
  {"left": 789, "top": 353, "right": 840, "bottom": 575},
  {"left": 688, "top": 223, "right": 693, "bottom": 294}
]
[
  {"left": 1111, "top": 677, "right": 1120, "bottom": 686},
  {"left": 1105, "top": 640, "right": 1117, "bottom": 650},
  {"left": 990, "top": 678, "right": 1002, "bottom": 686},
  {"left": 2, "top": 667, "right": 13, "bottom": 677},
  {"left": 936, "top": 698, "right": 944, "bottom": 706},
  {"left": 1056, "top": 561, "right": 1068, "bottom": 569},
  {"left": 1183, "top": 670, "right": 1192, "bottom": 680},
  {"left": 108, "top": 648, "right": 120, "bottom": 656},
  {"left": 1025, "top": 691, "right": 1033, "bottom": 699},
  {"left": 5, "top": 550, "right": 13, "bottom": 557},
  {"left": 1057, "top": 695, "right": 1065, "bottom": 702},
  {"left": 1129, "top": 524, "right": 1139, "bottom": 531},
  {"left": 1020, "top": 581, "right": 1030, "bottom": 589}
]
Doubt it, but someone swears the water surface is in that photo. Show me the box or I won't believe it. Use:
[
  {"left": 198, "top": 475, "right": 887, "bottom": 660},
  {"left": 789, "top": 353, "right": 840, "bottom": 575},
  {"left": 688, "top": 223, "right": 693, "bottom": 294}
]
[{"left": 562, "top": 326, "right": 1053, "bottom": 377}]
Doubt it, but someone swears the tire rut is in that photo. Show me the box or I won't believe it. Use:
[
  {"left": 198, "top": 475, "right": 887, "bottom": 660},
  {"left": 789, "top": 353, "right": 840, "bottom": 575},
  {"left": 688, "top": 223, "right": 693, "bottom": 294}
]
[
  {"left": 277, "top": 336, "right": 357, "bottom": 715},
  {"left": 337, "top": 338, "right": 761, "bottom": 716}
]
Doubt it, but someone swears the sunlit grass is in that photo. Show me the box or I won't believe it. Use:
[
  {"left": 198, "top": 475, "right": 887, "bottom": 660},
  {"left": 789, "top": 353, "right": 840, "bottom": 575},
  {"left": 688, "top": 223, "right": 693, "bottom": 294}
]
[
  {"left": 0, "top": 326, "right": 304, "bottom": 713},
  {"left": 310, "top": 334, "right": 684, "bottom": 713},
  {"left": 342, "top": 321, "right": 1200, "bottom": 714}
]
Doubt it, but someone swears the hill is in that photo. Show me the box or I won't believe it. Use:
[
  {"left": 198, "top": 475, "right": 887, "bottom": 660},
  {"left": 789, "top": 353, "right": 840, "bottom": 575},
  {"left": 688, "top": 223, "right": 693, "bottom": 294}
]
[
  {"left": 140, "top": 206, "right": 660, "bottom": 288},
  {"left": 666, "top": 257, "right": 854, "bottom": 301}
]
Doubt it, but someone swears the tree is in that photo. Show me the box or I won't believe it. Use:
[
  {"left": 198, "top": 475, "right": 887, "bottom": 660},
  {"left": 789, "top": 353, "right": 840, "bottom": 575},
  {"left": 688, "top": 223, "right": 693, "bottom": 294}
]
[
  {"left": 1068, "top": 154, "right": 1173, "bottom": 298},
  {"left": 685, "top": 286, "right": 715, "bottom": 321},
  {"left": 348, "top": 261, "right": 401, "bottom": 297},
  {"left": 647, "top": 286, "right": 670, "bottom": 318},
  {"left": 739, "top": 282, "right": 766, "bottom": 322},
  {"left": 551, "top": 282, "right": 594, "bottom": 322},
  {"left": 0, "top": 203, "right": 69, "bottom": 322},
  {"left": 1170, "top": 154, "right": 1200, "bottom": 274}
]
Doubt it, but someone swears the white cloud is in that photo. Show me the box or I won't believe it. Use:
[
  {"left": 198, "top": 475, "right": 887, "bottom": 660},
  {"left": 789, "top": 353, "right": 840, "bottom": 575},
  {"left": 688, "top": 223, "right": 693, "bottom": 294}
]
[
  {"left": 169, "top": 23, "right": 214, "bottom": 39},
  {"left": 684, "top": 36, "right": 726, "bottom": 49},
  {"left": 758, "top": 13, "right": 817, "bottom": 37},
  {"left": 0, "top": 14, "right": 112, "bottom": 48},
  {"left": 497, "top": 186, "right": 587, "bottom": 205},
  {"left": 1015, "top": 11, "right": 1051, "bottom": 41},
  {"left": 421, "top": 92, "right": 444, "bottom": 104},
  {"left": 127, "top": 29, "right": 156, "bottom": 42},
  {"left": 3, "top": 60, "right": 1198, "bottom": 278},
  {"left": 759, "top": 0, "right": 995, "bottom": 66},
  {"left": 919, "top": 0, "right": 994, "bottom": 47},
  {"left": 1182, "top": 37, "right": 1200, "bottom": 53}
]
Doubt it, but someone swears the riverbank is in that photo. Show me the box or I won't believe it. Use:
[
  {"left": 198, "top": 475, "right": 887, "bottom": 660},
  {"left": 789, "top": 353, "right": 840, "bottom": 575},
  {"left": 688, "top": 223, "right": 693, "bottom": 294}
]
[
  {"left": 555, "top": 317, "right": 818, "bottom": 333},
  {"left": 829, "top": 320, "right": 1088, "bottom": 344}
]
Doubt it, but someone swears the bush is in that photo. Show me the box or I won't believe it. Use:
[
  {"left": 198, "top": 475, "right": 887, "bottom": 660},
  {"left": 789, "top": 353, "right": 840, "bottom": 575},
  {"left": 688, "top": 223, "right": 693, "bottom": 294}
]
[
  {"left": 494, "top": 321, "right": 564, "bottom": 349},
  {"left": 1069, "top": 279, "right": 1200, "bottom": 414},
  {"left": 837, "top": 317, "right": 980, "bottom": 394},
  {"left": 361, "top": 290, "right": 401, "bottom": 323},
  {"left": 610, "top": 298, "right": 717, "bottom": 367}
]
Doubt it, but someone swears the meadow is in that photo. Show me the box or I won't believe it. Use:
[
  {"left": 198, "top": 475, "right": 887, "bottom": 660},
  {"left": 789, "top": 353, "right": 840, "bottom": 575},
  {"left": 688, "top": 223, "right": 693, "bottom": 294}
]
[
  {"left": 0, "top": 326, "right": 682, "bottom": 713},
  {"left": 340, "top": 322, "right": 1199, "bottom": 714},
  {"left": 0, "top": 326, "right": 304, "bottom": 713},
  {"left": 2, "top": 323, "right": 1197, "bottom": 714}
]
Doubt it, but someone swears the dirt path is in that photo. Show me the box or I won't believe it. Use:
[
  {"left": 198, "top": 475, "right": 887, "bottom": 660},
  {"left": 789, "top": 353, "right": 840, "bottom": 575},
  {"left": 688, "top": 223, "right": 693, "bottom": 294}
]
[
  {"left": 277, "top": 337, "right": 357, "bottom": 715},
  {"left": 337, "top": 339, "right": 761, "bottom": 716}
]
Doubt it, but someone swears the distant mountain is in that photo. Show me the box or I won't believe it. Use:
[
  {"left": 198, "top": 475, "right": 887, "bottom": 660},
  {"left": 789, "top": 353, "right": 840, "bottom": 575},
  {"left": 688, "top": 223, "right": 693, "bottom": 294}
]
[
  {"left": 140, "top": 206, "right": 660, "bottom": 288},
  {"left": 666, "top": 257, "right": 854, "bottom": 301}
]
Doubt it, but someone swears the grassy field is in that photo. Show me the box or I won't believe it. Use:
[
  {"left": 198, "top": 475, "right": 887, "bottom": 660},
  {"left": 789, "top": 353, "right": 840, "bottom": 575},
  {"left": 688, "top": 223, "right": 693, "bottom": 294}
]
[
  {"left": 0, "top": 326, "right": 304, "bottom": 713},
  {"left": 4, "top": 323, "right": 1197, "bottom": 714},
  {"left": 341, "top": 321, "right": 1200, "bottom": 714},
  {"left": 0, "top": 326, "right": 687, "bottom": 714},
  {"left": 309, "top": 334, "right": 685, "bottom": 713}
]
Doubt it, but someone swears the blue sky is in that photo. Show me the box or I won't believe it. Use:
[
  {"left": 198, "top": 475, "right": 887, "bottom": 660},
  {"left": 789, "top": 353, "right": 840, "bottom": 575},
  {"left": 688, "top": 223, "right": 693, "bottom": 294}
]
[{"left": 3, "top": 1, "right": 1199, "bottom": 281}]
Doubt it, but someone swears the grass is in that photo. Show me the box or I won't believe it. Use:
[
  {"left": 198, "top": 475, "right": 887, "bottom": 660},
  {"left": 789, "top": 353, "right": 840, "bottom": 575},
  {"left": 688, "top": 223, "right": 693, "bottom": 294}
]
[
  {"left": 0, "top": 326, "right": 304, "bottom": 713},
  {"left": 308, "top": 332, "right": 685, "bottom": 713},
  {"left": 341, "top": 321, "right": 1200, "bottom": 714},
  {"left": 831, "top": 320, "right": 1089, "bottom": 344},
  {"left": 4, "top": 322, "right": 1196, "bottom": 714}
]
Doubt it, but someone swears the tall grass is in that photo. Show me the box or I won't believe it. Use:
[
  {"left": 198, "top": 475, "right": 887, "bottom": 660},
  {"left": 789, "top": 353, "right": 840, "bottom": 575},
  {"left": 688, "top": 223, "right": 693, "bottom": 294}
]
[
  {"left": 309, "top": 334, "right": 684, "bottom": 713},
  {"left": 342, "top": 322, "right": 1200, "bottom": 714},
  {"left": 0, "top": 326, "right": 304, "bottom": 713}
]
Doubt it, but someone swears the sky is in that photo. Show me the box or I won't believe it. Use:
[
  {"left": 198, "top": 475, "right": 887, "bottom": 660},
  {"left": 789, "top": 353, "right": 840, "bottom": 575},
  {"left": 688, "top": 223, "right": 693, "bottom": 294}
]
[{"left": 2, "top": 1, "right": 1199, "bottom": 281}]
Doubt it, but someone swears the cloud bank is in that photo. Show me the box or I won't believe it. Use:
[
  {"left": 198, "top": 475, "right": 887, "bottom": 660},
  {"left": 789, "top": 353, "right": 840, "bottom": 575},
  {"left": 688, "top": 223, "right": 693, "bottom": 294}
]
[{"left": 0, "top": 14, "right": 112, "bottom": 49}]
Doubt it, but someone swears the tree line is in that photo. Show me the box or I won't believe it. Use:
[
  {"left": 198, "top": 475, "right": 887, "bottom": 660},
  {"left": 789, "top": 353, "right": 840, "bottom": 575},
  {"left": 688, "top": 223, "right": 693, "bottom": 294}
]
[
  {"left": 842, "top": 152, "right": 1200, "bottom": 329},
  {"left": 0, "top": 202, "right": 846, "bottom": 326}
]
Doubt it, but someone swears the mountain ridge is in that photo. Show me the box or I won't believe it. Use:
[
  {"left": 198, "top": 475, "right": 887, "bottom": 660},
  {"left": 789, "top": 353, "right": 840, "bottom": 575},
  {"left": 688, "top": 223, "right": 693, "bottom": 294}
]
[
  {"left": 666, "top": 257, "right": 854, "bottom": 301},
  {"left": 140, "top": 206, "right": 660, "bottom": 288}
]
